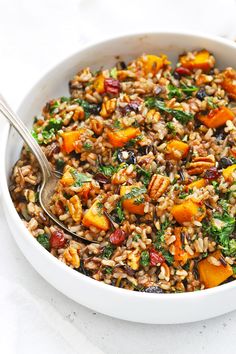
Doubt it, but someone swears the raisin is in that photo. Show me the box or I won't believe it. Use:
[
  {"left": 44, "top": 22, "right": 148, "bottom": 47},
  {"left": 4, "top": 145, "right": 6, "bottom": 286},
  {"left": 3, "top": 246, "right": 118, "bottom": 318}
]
[
  {"left": 218, "top": 157, "right": 233, "bottom": 169},
  {"left": 50, "top": 230, "right": 66, "bottom": 249},
  {"left": 109, "top": 229, "right": 127, "bottom": 245},
  {"left": 94, "top": 173, "right": 109, "bottom": 184},
  {"left": 196, "top": 88, "right": 207, "bottom": 101}
]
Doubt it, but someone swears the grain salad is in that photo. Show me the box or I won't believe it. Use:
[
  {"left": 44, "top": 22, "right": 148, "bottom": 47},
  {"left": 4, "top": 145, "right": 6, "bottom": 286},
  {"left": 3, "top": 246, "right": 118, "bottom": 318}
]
[{"left": 10, "top": 49, "right": 236, "bottom": 293}]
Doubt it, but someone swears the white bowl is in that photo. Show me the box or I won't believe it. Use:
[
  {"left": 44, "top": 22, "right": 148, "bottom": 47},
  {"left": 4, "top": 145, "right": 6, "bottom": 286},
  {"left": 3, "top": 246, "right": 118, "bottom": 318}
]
[{"left": 1, "top": 31, "right": 236, "bottom": 324}]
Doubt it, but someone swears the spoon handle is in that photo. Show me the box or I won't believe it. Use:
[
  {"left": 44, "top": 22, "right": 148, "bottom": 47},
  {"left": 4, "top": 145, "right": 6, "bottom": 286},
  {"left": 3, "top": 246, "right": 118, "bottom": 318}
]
[{"left": 0, "top": 94, "right": 52, "bottom": 180}]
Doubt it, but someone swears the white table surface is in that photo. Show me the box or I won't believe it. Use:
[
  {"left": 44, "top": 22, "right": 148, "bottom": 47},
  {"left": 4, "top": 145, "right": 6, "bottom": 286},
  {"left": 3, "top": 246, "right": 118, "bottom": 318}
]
[{"left": 1, "top": 0, "right": 236, "bottom": 353}]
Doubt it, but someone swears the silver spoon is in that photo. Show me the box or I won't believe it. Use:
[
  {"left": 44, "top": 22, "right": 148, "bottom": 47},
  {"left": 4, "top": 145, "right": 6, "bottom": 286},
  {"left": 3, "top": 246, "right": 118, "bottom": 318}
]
[{"left": 0, "top": 94, "right": 91, "bottom": 243}]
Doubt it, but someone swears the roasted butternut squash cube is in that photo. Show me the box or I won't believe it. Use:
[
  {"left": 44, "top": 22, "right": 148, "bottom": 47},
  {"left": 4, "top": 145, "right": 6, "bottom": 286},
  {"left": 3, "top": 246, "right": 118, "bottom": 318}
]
[
  {"left": 120, "top": 185, "right": 145, "bottom": 215},
  {"left": 61, "top": 128, "right": 86, "bottom": 154},
  {"left": 166, "top": 140, "right": 189, "bottom": 160},
  {"left": 141, "top": 54, "right": 169, "bottom": 75},
  {"left": 82, "top": 199, "right": 109, "bottom": 231},
  {"left": 179, "top": 49, "right": 215, "bottom": 72},
  {"left": 171, "top": 200, "right": 206, "bottom": 224},
  {"left": 222, "top": 164, "right": 236, "bottom": 182},
  {"left": 198, "top": 106, "right": 234, "bottom": 128},
  {"left": 220, "top": 68, "right": 236, "bottom": 100},
  {"left": 107, "top": 127, "right": 140, "bottom": 148},
  {"left": 198, "top": 250, "right": 233, "bottom": 288},
  {"left": 185, "top": 179, "right": 207, "bottom": 191}
]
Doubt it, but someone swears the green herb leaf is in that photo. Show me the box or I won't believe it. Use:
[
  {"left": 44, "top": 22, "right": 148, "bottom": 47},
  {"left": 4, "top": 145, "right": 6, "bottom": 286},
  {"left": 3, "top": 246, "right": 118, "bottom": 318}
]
[
  {"left": 70, "top": 169, "right": 92, "bottom": 187},
  {"left": 133, "top": 234, "right": 141, "bottom": 241},
  {"left": 104, "top": 267, "right": 113, "bottom": 274},
  {"left": 116, "top": 200, "right": 125, "bottom": 222},
  {"left": 207, "top": 97, "right": 218, "bottom": 109},
  {"left": 102, "top": 244, "right": 114, "bottom": 259},
  {"left": 140, "top": 250, "right": 150, "bottom": 267},
  {"left": 121, "top": 187, "right": 146, "bottom": 202},
  {"left": 166, "top": 122, "right": 176, "bottom": 135},
  {"left": 110, "top": 67, "right": 118, "bottom": 79},
  {"left": 75, "top": 98, "right": 100, "bottom": 118},
  {"left": 145, "top": 97, "right": 194, "bottom": 124},
  {"left": 168, "top": 84, "right": 182, "bottom": 100},
  {"left": 37, "top": 234, "right": 50, "bottom": 250},
  {"left": 83, "top": 142, "right": 92, "bottom": 150},
  {"left": 98, "top": 165, "right": 116, "bottom": 177},
  {"left": 161, "top": 250, "right": 174, "bottom": 265},
  {"left": 136, "top": 166, "right": 152, "bottom": 186},
  {"left": 180, "top": 83, "right": 198, "bottom": 96}
]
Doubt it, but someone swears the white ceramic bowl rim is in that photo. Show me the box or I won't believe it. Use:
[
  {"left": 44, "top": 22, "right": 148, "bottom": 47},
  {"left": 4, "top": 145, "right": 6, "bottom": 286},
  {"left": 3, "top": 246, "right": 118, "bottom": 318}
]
[{"left": 1, "top": 30, "right": 236, "bottom": 303}]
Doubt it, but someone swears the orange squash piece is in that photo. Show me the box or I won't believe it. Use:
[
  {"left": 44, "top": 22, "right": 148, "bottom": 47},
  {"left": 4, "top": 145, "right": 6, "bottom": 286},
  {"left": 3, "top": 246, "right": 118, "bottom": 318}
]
[
  {"left": 198, "top": 250, "right": 233, "bottom": 289},
  {"left": 61, "top": 128, "right": 86, "bottom": 154},
  {"left": 120, "top": 185, "right": 145, "bottom": 215},
  {"left": 166, "top": 140, "right": 189, "bottom": 160},
  {"left": 107, "top": 127, "right": 140, "bottom": 148},
  {"left": 185, "top": 179, "right": 207, "bottom": 192},
  {"left": 171, "top": 199, "right": 206, "bottom": 224},
  {"left": 179, "top": 49, "right": 215, "bottom": 72},
  {"left": 174, "top": 227, "right": 188, "bottom": 265},
  {"left": 61, "top": 169, "right": 74, "bottom": 186},
  {"left": 220, "top": 68, "right": 236, "bottom": 100},
  {"left": 82, "top": 199, "right": 109, "bottom": 231},
  {"left": 198, "top": 106, "right": 234, "bottom": 128},
  {"left": 93, "top": 74, "right": 105, "bottom": 94},
  {"left": 141, "top": 54, "right": 169, "bottom": 75},
  {"left": 222, "top": 164, "right": 236, "bottom": 182}
]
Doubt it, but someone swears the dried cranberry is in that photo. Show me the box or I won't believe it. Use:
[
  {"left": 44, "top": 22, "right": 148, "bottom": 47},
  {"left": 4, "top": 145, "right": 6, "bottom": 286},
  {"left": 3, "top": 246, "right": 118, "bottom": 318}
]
[
  {"left": 204, "top": 167, "right": 220, "bottom": 180},
  {"left": 174, "top": 66, "right": 191, "bottom": 77},
  {"left": 149, "top": 248, "right": 165, "bottom": 266},
  {"left": 50, "top": 230, "right": 66, "bottom": 249},
  {"left": 218, "top": 157, "right": 233, "bottom": 169},
  {"left": 109, "top": 229, "right": 127, "bottom": 245},
  {"left": 104, "top": 78, "right": 120, "bottom": 95}
]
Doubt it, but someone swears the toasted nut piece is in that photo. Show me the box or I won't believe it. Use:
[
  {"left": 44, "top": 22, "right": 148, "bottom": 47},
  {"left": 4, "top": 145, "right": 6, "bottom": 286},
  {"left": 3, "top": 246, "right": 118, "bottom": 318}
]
[
  {"left": 67, "top": 195, "right": 82, "bottom": 223},
  {"left": 100, "top": 97, "right": 116, "bottom": 118},
  {"left": 90, "top": 118, "right": 104, "bottom": 135},
  {"left": 148, "top": 174, "right": 170, "bottom": 200},
  {"left": 146, "top": 109, "right": 161, "bottom": 124},
  {"left": 63, "top": 246, "right": 80, "bottom": 268},
  {"left": 127, "top": 249, "right": 141, "bottom": 270},
  {"left": 187, "top": 155, "right": 215, "bottom": 175}
]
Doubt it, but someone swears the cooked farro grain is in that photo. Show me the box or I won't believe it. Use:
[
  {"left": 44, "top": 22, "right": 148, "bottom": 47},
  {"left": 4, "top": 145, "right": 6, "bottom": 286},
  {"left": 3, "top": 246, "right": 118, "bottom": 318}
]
[{"left": 10, "top": 49, "right": 236, "bottom": 293}]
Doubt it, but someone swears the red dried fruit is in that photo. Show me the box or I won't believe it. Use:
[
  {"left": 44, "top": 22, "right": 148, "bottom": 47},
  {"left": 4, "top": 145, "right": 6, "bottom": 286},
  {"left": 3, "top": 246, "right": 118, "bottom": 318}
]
[
  {"left": 120, "top": 100, "right": 140, "bottom": 115},
  {"left": 50, "top": 230, "right": 66, "bottom": 249},
  {"left": 204, "top": 167, "right": 220, "bottom": 180},
  {"left": 149, "top": 248, "right": 165, "bottom": 266},
  {"left": 109, "top": 229, "right": 127, "bottom": 245},
  {"left": 104, "top": 78, "right": 120, "bottom": 95},
  {"left": 174, "top": 66, "right": 191, "bottom": 76}
]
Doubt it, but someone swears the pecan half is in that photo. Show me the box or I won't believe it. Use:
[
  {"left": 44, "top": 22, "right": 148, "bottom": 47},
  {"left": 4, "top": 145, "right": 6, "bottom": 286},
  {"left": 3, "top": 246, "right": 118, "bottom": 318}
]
[
  {"left": 100, "top": 97, "right": 116, "bottom": 118},
  {"left": 187, "top": 155, "right": 215, "bottom": 175},
  {"left": 148, "top": 174, "right": 170, "bottom": 200}
]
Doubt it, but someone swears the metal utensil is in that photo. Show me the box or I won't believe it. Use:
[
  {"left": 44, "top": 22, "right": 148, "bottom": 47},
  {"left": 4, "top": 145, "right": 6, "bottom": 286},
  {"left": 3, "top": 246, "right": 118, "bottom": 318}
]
[{"left": 0, "top": 94, "right": 91, "bottom": 243}]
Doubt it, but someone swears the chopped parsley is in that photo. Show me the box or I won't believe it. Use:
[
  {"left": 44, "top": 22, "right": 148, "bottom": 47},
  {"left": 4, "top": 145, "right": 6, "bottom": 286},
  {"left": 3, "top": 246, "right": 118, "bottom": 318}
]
[
  {"left": 145, "top": 97, "right": 194, "bottom": 125},
  {"left": 98, "top": 165, "right": 117, "bottom": 177},
  {"left": 102, "top": 244, "right": 115, "bottom": 259},
  {"left": 104, "top": 267, "right": 113, "bottom": 274},
  {"left": 74, "top": 98, "right": 100, "bottom": 118},
  {"left": 154, "top": 219, "right": 173, "bottom": 265},
  {"left": 83, "top": 142, "right": 92, "bottom": 150},
  {"left": 180, "top": 83, "right": 198, "bottom": 96},
  {"left": 110, "top": 67, "right": 118, "bottom": 79},
  {"left": 140, "top": 250, "right": 150, "bottom": 267},
  {"left": 115, "top": 187, "right": 146, "bottom": 222},
  {"left": 207, "top": 97, "right": 218, "bottom": 109},
  {"left": 166, "top": 122, "right": 176, "bottom": 135},
  {"left": 70, "top": 169, "right": 92, "bottom": 187},
  {"left": 37, "top": 234, "right": 50, "bottom": 250},
  {"left": 32, "top": 117, "right": 63, "bottom": 144},
  {"left": 136, "top": 166, "right": 152, "bottom": 186},
  {"left": 133, "top": 234, "right": 141, "bottom": 241},
  {"left": 168, "top": 84, "right": 182, "bottom": 100}
]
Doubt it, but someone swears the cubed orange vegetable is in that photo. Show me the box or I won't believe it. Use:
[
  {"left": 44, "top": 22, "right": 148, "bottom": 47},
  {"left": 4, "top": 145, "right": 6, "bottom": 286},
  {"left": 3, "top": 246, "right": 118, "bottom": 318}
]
[
  {"left": 107, "top": 127, "right": 140, "bottom": 148},
  {"left": 141, "top": 54, "right": 169, "bottom": 75},
  {"left": 179, "top": 49, "right": 215, "bottom": 72},
  {"left": 61, "top": 169, "right": 74, "bottom": 186},
  {"left": 198, "top": 106, "right": 234, "bottom": 128},
  {"left": 120, "top": 185, "right": 145, "bottom": 215},
  {"left": 82, "top": 199, "right": 109, "bottom": 231},
  {"left": 61, "top": 128, "right": 86, "bottom": 154},
  {"left": 171, "top": 199, "right": 206, "bottom": 224},
  {"left": 166, "top": 140, "right": 189, "bottom": 160},
  {"left": 93, "top": 74, "right": 105, "bottom": 94},
  {"left": 198, "top": 250, "right": 233, "bottom": 288},
  {"left": 222, "top": 164, "right": 236, "bottom": 182},
  {"left": 185, "top": 179, "right": 207, "bottom": 191},
  {"left": 230, "top": 148, "right": 236, "bottom": 159},
  {"left": 220, "top": 68, "right": 236, "bottom": 100}
]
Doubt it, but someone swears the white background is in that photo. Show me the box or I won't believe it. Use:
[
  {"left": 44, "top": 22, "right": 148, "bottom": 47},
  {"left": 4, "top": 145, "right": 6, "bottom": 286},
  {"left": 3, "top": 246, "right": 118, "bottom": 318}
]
[{"left": 1, "top": 0, "right": 236, "bottom": 353}]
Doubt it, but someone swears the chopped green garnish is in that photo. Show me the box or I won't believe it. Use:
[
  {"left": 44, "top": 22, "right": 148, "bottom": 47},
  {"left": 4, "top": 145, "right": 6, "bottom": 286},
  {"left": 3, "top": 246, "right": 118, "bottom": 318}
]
[
  {"left": 218, "top": 199, "right": 229, "bottom": 213},
  {"left": 99, "top": 165, "right": 116, "bottom": 177},
  {"left": 232, "top": 265, "right": 236, "bottom": 274},
  {"left": 133, "top": 196, "right": 145, "bottom": 205},
  {"left": 113, "top": 119, "right": 122, "bottom": 130},
  {"left": 49, "top": 101, "right": 60, "bottom": 113},
  {"left": 37, "top": 234, "right": 50, "bottom": 250},
  {"left": 96, "top": 202, "right": 103, "bottom": 216},
  {"left": 140, "top": 250, "right": 150, "bottom": 267},
  {"left": 207, "top": 97, "right": 218, "bottom": 109},
  {"left": 102, "top": 244, "right": 114, "bottom": 259},
  {"left": 133, "top": 234, "right": 141, "bottom": 241},
  {"left": 161, "top": 250, "right": 174, "bottom": 265},
  {"left": 32, "top": 117, "right": 63, "bottom": 144},
  {"left": 70, "top": 169, "right": 92, "bottom": 187},
  {"left": 136, "top": 166, "right": 152, "bottom": 186},
  {"left": 61, "top": 96, "right": 70, "bottom": 103},
  {"left": 110, "top": 67, "right": 118, "bottom": 79},
  {"left": 145, "top": 97, "right": 194, "bottom": 124},
  {"left": 83, "top": 142, "right": 92, "bottom": 150},
  {"left": 56, "top": 159, "right": 65, "bottom": 172},
  {"left": 121, "top": 187, "right": 146, "bottom": 201},
  {"left": 104, "top": 267, "right": 113, "bottom": 274},
  {"left": 180, "top": 83, "right": 198, "bottom": 96},
  {"left": 168, "top": 84, "right": 182, "bottom": 100},
  {"left": 166, "top": 122, "right": 176, "bottom": 135},
  {"left": 116, "top": 200, "right": 124, "bottom": 222},
  {"left": 75, "top": 98, "right": 100, "bottom": 118}
]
